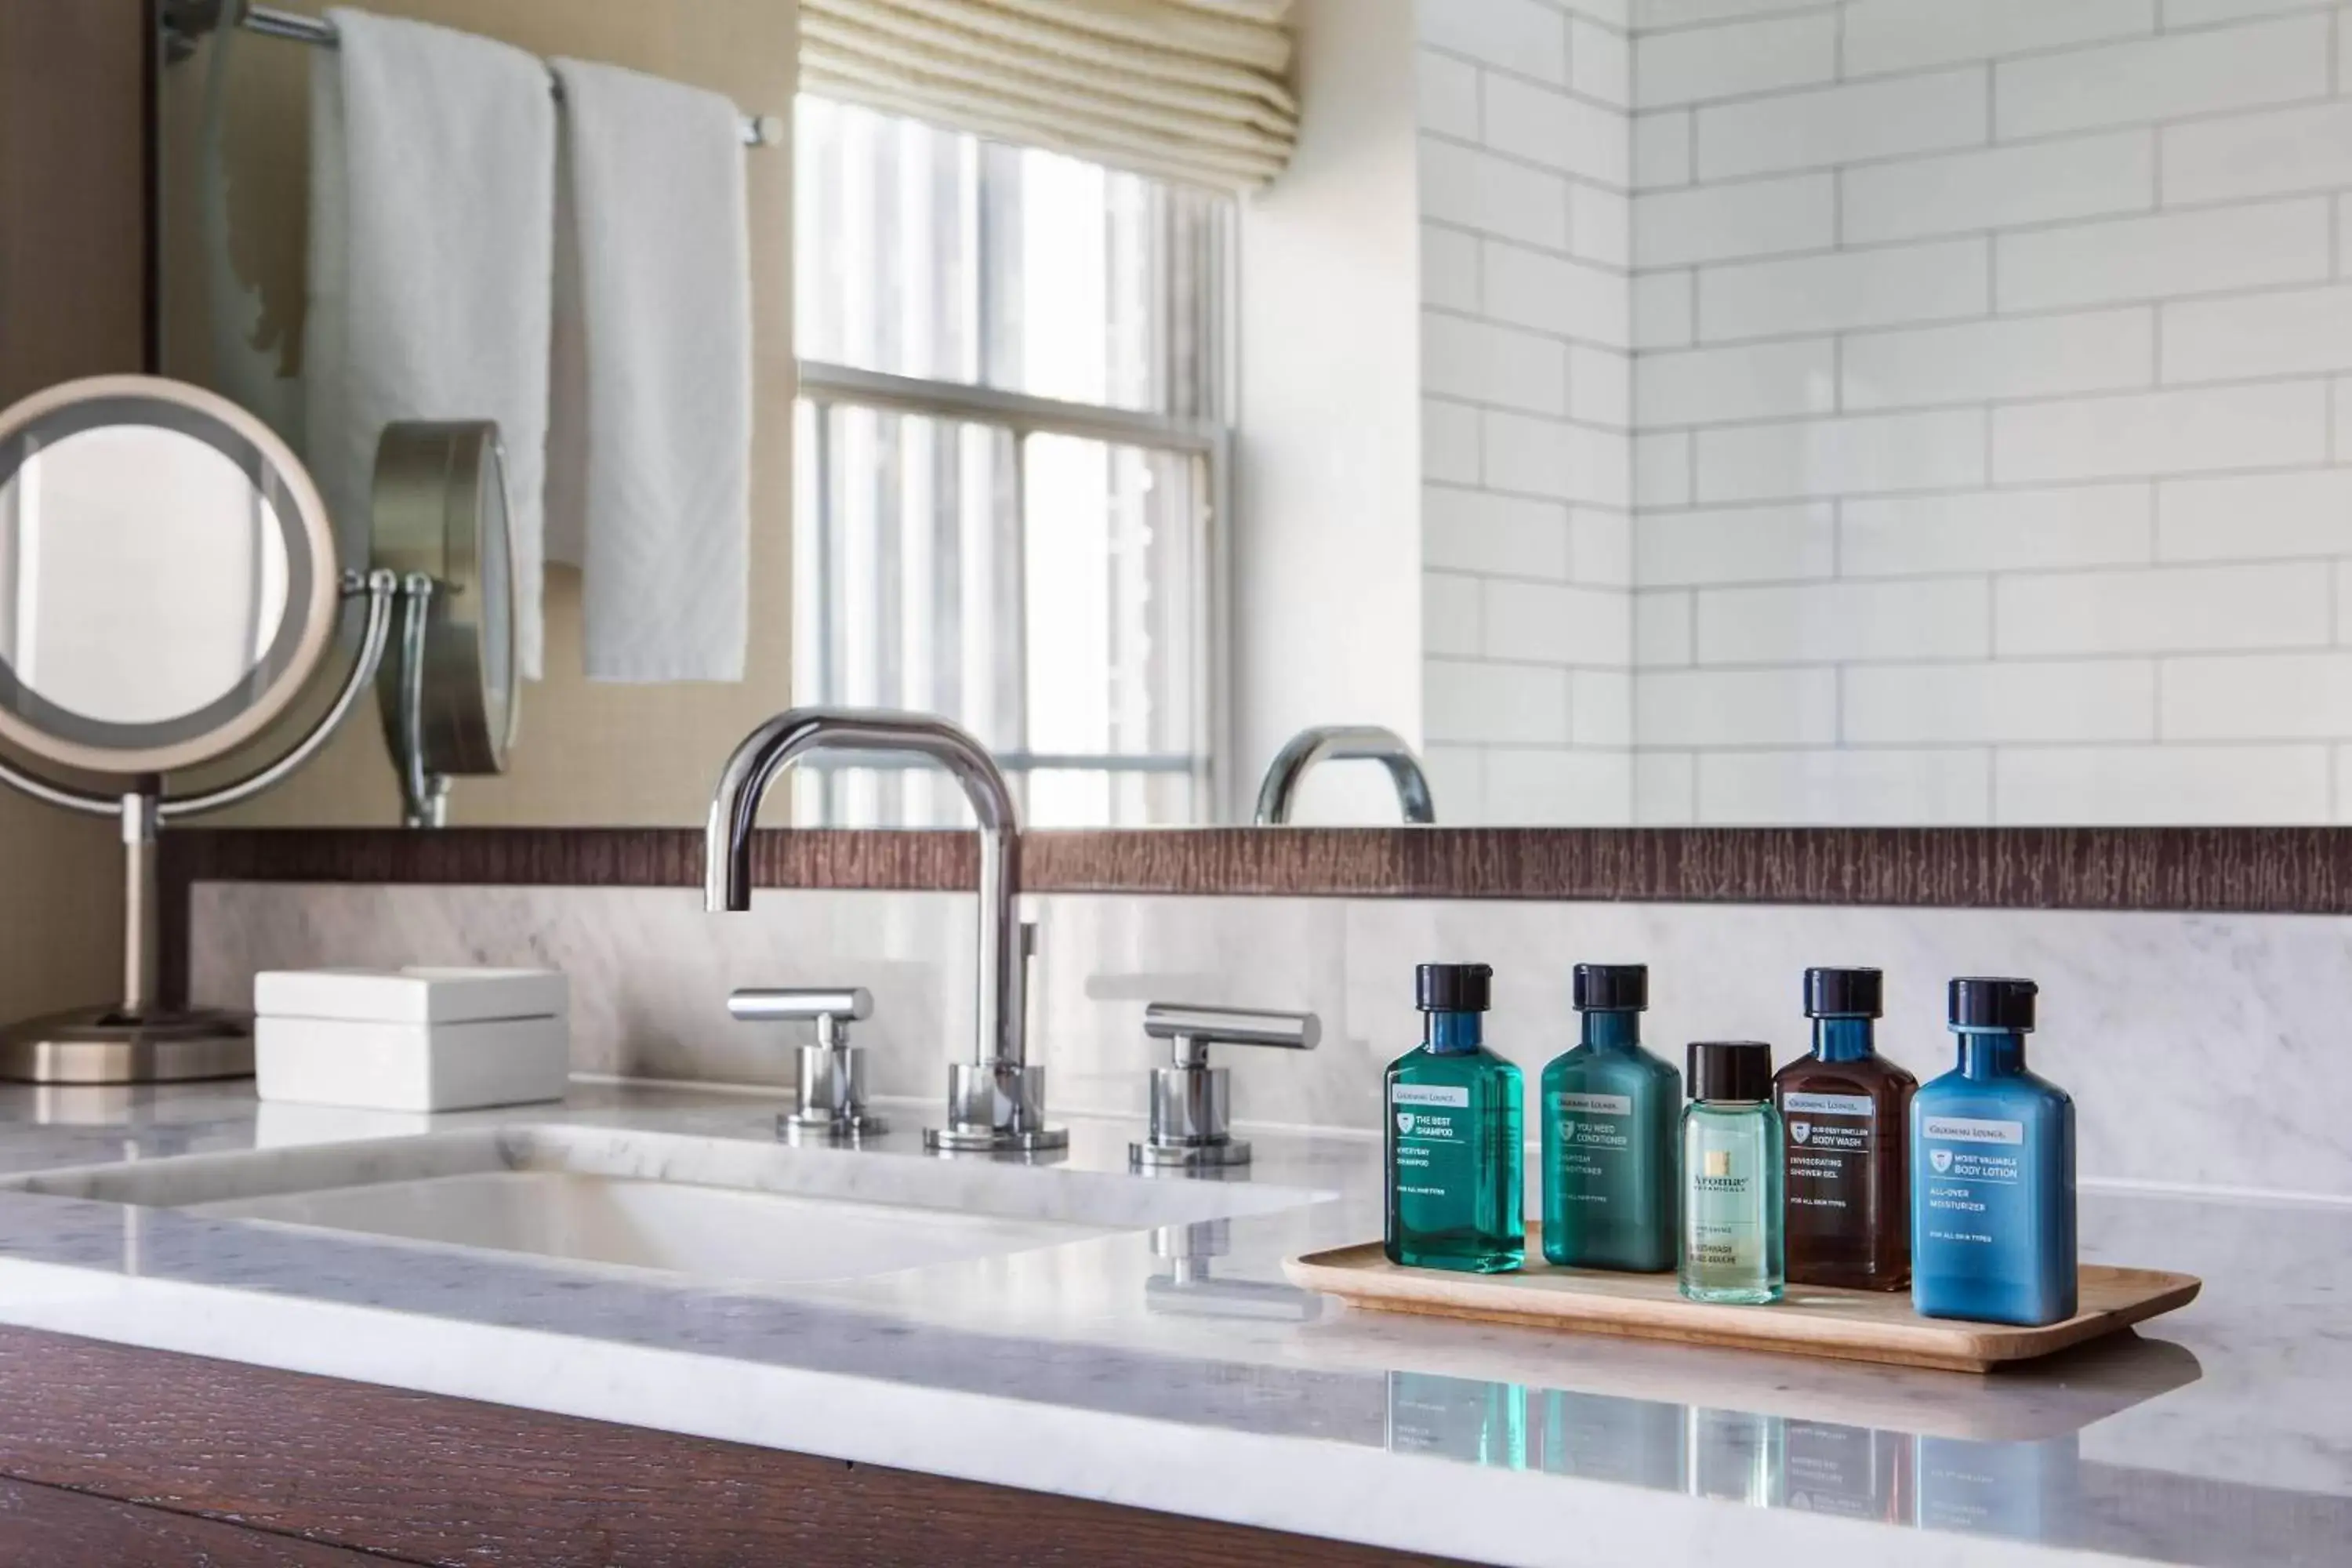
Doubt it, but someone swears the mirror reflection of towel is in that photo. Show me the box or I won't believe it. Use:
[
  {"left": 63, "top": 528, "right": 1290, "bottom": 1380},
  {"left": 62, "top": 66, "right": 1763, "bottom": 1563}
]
[
  {"left": 544, "top": 57, "right": 751, "bottom": 684},
  {"left": 304, "top": 7, "right": 556, "bottom": 676}
]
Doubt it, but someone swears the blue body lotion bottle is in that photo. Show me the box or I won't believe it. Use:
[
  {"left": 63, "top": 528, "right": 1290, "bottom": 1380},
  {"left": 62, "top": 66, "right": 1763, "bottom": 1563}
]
[{"left": 1911, "top": 978, "right": 2077, "bottom": 1327}]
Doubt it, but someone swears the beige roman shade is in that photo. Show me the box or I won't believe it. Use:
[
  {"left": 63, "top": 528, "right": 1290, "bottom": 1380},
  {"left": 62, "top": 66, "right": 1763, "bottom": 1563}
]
[{"left": 798, "top": 0, "right": 1298, "bottom": 189}]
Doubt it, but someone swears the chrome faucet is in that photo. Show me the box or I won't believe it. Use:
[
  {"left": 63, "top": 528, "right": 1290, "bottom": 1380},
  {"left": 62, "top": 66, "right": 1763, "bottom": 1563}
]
[
  {"left": 1253, "top": 724, "right": 1436, "bottom": 826},
  {"left": 704, "top": 706, "right": 1065, "bottom": 1153}
]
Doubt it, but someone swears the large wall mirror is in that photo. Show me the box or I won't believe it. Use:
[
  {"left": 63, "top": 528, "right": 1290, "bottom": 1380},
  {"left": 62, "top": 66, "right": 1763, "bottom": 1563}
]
[{"left": 156, "top": 0, "right": 2352, "bottom": 832}]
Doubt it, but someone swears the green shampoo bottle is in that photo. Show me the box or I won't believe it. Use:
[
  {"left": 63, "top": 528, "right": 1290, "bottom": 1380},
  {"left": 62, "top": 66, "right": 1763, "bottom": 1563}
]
[
  {"left": 1541, "top": 964, "right": 1679, "bottom": 1271},
  {"left": 1385, "top": 963, "right": 1523, "bottom": 1273}
]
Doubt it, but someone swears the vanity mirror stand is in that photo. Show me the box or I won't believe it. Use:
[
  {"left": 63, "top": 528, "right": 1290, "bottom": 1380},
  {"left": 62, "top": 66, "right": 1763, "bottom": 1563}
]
[{"left": 0, "top": 376, "right": 398, "bottom": 1083}]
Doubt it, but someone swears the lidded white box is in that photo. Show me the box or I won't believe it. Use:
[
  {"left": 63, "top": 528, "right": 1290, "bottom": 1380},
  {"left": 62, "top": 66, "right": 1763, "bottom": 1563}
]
[
  {"left": 253, "top": 967, "right": 569, "bottom": 1113},
  {"left": 255, "top": 967, "right": 568, "bottom": 1025}
]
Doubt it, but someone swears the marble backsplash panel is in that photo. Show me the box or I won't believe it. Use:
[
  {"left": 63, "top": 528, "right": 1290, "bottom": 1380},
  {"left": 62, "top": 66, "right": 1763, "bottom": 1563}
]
[{"left": 190, "top": 884, "right": 2352, "bottom": 1201}]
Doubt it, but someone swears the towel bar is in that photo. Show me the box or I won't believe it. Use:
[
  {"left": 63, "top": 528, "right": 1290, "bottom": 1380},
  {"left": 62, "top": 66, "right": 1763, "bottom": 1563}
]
[{"left": 177, "top": 2, "right": 786, "bottom": 148}]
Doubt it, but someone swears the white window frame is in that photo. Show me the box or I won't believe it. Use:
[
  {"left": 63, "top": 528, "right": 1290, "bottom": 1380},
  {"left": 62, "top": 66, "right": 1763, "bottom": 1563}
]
[{"left": 795, "top": 341, "right": 1232, "bottom": 825}]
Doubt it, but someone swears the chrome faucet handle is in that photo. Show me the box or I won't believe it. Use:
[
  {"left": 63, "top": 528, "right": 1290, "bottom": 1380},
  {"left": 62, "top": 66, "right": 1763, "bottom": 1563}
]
[
  {"left": 1131, "top": 1003, "right": 1321, "bottom": 1171},
  {"left": 728, "top": 986, "right": 884, "bottom": 1142}
]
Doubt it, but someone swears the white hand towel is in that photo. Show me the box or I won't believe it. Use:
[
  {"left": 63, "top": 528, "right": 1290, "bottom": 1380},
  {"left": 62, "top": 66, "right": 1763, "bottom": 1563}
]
[
  {"left": 545, "top": 57, "right": 752, "bottom": 684},
  {"left": 305, "top": 8, "right": 556, "bottom": 677}
]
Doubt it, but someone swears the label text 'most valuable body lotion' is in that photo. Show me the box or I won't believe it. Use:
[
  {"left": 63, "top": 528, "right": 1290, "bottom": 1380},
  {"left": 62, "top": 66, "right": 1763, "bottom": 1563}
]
[{"left": 1911, "top": 978, "right": 2077, "bottom": 1327}]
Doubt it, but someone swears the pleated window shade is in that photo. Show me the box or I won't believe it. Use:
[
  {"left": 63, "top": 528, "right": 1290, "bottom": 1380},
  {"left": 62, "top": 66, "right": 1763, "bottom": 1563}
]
[{"left": 798, "top": 0, "right": 1297, "bottom": 191}]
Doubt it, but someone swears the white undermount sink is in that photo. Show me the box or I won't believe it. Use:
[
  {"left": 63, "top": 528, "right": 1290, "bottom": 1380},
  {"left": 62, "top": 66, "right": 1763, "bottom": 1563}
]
[{"left": 0, "top": 1125, "right": 1327, "bottom": 1287}]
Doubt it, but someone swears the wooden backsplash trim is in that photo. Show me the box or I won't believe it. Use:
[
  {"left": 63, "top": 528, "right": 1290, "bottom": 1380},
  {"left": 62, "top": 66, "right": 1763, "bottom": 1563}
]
[
  {"left": 158, "top": 824, "right": 2347, "bottom": 1004},
  {"left": 164, "top": 825, "right": 2352, "bottom": 909}
]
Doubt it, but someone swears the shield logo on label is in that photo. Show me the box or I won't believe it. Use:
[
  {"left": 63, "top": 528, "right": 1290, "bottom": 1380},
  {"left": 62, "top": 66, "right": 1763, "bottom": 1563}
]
[
  {"left": 1560, "top": 1120, "right": 1577, "bottom": 1140},
  {"left": 1396, "top": 1112, "right": 1414, "bottom": 1135},
  {"left": 1790, "top": 1121, "right": 1812, "bottom": 1145},
  {"left": 1929, "top": 1148, "right": 1953, "bottom": 1174}
]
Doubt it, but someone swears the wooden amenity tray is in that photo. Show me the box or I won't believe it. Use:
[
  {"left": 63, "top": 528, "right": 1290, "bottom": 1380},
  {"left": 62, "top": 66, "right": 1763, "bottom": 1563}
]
[{"left": 1283, "top": 1239, "right": 2201, "bottom": 1373}]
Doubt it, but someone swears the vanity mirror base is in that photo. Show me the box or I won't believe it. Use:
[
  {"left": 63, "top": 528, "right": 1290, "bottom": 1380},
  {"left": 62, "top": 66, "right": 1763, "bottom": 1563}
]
[{"left": 0, "top": 1008, "right": 252, "bottom": 1085}]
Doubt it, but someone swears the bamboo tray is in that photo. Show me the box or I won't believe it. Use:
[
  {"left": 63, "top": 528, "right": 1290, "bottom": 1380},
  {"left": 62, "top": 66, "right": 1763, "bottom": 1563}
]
[{"left": 1283, "top": 1235, "right": 2201, "bottom": 1373}]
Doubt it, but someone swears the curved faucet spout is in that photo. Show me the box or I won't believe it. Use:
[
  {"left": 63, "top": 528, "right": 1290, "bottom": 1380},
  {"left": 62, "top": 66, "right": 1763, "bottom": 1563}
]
[
  {"left": 704, "top": 706, "right": 1058, "bottom": 1151},
  {"left": 705, "top": 706, "right": 1014, "bottom": 912},
  {"left": 1254, "top": 724, "right": 1437, "bottom": 826}
]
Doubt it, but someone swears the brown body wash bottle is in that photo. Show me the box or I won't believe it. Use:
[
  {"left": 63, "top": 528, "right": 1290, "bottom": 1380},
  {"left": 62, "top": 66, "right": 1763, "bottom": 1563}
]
[{"left": 1773, "top": 967, "right": 1916, "bottom": 1290}]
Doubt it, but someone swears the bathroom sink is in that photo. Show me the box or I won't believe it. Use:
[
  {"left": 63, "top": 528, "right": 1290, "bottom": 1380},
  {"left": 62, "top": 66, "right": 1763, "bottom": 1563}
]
[{"left": 0, "top": 1125, "right": 1326, "bottom": 1287}]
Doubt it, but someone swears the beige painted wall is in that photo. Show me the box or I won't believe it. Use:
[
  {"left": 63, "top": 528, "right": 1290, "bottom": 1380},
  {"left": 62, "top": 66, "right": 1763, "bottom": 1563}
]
[
  {"left": 0, "top": 0, "right": 145, "bottom": 1022},
  {"left": 162, "top": 0, "right": 798, "bottom": 827}
]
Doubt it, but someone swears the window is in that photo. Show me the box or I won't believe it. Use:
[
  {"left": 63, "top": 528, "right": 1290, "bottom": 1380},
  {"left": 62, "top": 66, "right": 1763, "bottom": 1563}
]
[{"left": 791, "top": 97, "right": 1232, "bottom": 828}]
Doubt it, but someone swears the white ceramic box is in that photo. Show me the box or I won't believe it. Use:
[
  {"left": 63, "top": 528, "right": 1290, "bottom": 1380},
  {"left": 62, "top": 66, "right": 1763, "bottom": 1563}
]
[
  {"left": 255, "top": 967, "right": 567, "bottom": 1025},
  {"left": 254, "top": 967, "right": 568, "bottom": 1112}
]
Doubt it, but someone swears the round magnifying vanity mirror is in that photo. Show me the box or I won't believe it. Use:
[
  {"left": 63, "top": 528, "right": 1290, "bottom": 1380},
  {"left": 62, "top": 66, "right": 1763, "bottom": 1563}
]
[
  {"left": 370, "top": 421, "right": 521, "bottom": 829},
  {"left": 0, "top": 376, "right": 401, "bottom": 1083}
]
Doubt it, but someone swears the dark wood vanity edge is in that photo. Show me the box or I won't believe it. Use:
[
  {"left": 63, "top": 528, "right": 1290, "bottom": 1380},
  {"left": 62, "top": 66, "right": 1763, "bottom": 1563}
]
[{"left": 0, "top": 1326, "right": 1454, "bottom": 1567}]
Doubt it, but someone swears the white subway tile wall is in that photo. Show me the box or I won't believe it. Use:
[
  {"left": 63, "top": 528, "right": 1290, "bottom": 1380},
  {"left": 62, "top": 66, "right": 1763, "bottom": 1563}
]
[
  {"left": 1421, "top": 0, "right": 2352, "bottom": 826},
  {"left": 1618, "top": 0, "right": 2352, "bottom": 825},
  {"left": 1418, "top": 0, "right": 1636, "bottom": 823}
]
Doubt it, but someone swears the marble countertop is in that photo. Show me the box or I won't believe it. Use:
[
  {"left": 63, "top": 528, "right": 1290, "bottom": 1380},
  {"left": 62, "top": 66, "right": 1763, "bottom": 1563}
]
[{"left": 0, "top": 1080, "right": 2339, "bottom": 1568}]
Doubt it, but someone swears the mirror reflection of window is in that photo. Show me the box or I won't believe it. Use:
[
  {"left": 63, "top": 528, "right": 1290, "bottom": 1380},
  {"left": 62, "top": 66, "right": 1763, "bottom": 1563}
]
[
  {"left": 792, "top": 98, "right": 1229, "bottom": 829},
  {"left": 0, "top": 426, "right": 289, "bottom": 727}
]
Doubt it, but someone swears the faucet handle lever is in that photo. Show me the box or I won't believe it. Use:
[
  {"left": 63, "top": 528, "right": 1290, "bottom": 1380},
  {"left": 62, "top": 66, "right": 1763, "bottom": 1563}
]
[
  {"left": 729, "top": 987, "right": 884, "bottom": 1143},
  {"left": 1131, "top": 1004, "right": 1319, "bottom": 1172},
  {"left": 728, "top": 986, "right": 873, "bottom": 1037},
  {"left": 1144, "top": 1003, "right": 1319, "bottom": 1065}
]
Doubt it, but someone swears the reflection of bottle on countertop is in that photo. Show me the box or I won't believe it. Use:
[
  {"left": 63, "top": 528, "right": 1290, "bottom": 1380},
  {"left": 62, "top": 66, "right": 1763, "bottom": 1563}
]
[
  {"left": 1384, "top": 1371, "right": 1526, "bottom": 1469},
  {"left": 1780, "top": 1417, "right": 1913, "bottom": 1523},
  {"left": 1541, "top": 963, "right": 1679, "bottom": 1271},
  {"left": 1534, "top": 1388, "right": 1688, "bottom": 1492},
  {"left": 1914, "top": 1432, "right": 2081, "bottom": 1541},
  {"left": 1774, "top": 967, "right": 1917, "bottom": 1291},
  {"left": 1384, "top": 963, "right": 1523, "bottom": 1273},
  {"left": 1911, "top": 978, "right": 2077, "bottom": 1327},
  {"left": 1687, "top": 1404, "right": 1783, "bottom": 1508}
]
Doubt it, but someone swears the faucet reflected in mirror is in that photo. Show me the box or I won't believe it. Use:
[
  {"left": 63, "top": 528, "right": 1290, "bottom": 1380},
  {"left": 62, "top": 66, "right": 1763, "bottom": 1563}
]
[
  {"left": 1254, "top": 725, "right": 1437, "bottom": 826},
  {"left": 704, "top": 707, "right": 1066, "bottom": 1154}
]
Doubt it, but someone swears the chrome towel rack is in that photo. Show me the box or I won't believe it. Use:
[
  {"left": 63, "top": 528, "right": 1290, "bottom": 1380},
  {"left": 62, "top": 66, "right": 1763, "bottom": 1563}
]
[{"left": 176, "top": 2, "right": 786, "bottom": 148}]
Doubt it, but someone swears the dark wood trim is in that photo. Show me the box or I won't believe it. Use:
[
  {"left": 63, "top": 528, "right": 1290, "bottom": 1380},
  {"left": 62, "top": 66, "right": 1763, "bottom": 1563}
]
[
  {"left": 155, "top": 822, "right": 2352, "bottom": 1005},
  {"left": 0, "top": 1476, "right": 386, "bottom": 1566},
  {"left": 0, "top": 1326, "right": 1454, "bottom": 1567},
  {"left": 167, "top": 823, "right": 2352, "bottom": 909}
]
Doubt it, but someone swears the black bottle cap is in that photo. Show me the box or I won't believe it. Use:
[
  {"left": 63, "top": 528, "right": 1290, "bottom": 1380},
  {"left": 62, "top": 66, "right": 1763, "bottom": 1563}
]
[
  {"left": 1949, "top": 977, "right": 2036, "bottom": 1032},
  {"left": 1572, "top": 963, "right": 1647, "bottom": 1011},
  {"left": 1687, "top": 1040, "right": 1772, "bottom": 1102},
  {"left": 1417, "top": 963, "right": 1493, "bottom": 1013},
  {"left": 1804, "top": 967, "right": 1884, "bottom": 1019}
]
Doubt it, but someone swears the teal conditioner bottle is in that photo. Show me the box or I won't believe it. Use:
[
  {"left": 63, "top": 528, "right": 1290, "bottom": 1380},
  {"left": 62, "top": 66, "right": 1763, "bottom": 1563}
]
[{"left": 1541, "top": 964, "right": 1679, "bottom": 1270}]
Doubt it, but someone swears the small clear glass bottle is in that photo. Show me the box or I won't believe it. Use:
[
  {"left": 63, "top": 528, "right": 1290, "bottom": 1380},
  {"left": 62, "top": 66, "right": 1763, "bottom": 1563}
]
[
  {"left": 1679, "top": 1040, "right": 1784, "bottom": 1305},
  {"left": 1385, "top": 963, "right": 1523, "bottom": 1273}
]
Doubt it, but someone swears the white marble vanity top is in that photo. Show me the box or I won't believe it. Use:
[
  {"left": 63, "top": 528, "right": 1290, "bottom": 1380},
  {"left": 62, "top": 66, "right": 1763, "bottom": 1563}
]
[{"left": 0, "top": 1079, "right": 2337, "bottom": 1567}]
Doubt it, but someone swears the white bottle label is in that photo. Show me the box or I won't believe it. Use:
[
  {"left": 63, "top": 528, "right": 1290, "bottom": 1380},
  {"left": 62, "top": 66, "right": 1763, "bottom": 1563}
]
[
  {"left": 1392, "top": 1083, "right": 1471, "bottom": 1109},
  {"left": 1922, "top": 1116, "right": 2024, "bottom": 1145},
  {"left": 1784, "top": 1091, "right": 1873, "bottom": 1116},
  {"left": 1555, "top": 1092, "right": 1633, "bottom": 1115}
]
